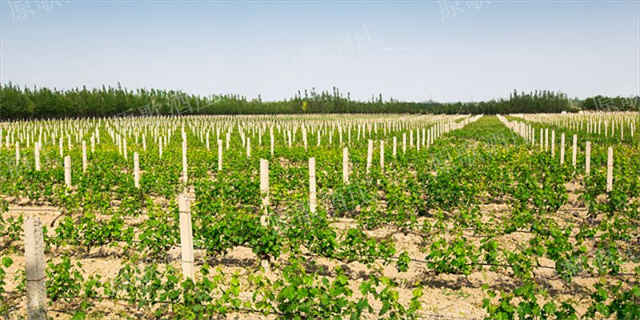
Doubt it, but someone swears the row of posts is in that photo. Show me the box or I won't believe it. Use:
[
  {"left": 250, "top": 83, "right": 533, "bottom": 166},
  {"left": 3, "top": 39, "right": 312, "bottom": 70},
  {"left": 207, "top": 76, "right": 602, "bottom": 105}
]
[{"left": 502, "top": 116, "right": 615, "bottom": 192}]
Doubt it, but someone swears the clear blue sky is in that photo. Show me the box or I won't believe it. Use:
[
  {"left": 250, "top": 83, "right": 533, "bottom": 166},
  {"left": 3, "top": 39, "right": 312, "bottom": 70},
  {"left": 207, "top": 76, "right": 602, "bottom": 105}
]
[{"left": 1, "top": 1, "right": 638, "bottom": 102}]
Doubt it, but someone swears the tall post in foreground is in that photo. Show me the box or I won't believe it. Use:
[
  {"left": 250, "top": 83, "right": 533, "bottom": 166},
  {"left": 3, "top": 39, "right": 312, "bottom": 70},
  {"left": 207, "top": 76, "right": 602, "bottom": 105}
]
[
  {"left": 178, "top": 194, "right": 194, "bottom": 281},
  {"left": 260, "top": 159, "right": 269, "bottom": 214},
  {"left": 393, "top": 137, "right": 397, "bottom": 158},
  {"left": 82, "top": 141, "right": 87, "bottom": 173},
  {"left": 560, "top": 133, "right": 565, "bottom": 165},
  {"left": 606, "top": 147, "right": 613, "bottom": 192},
  {"left": 134, "top": 152, "right": 140, "bottom": 188},
  {"left": 24, "top": 217, "right": 47, "bottom": 320},
  {"left": 366, "top": 139, "right": 373, "bottom": 174},
  {"left": 218, "top": 139, "right": 223, "bottom": 171},
  {"left": 182, "top": 140, "right": 188, "bottom": 183},
  {"left": 343, "top": 148, "right": 349, "bottom": 184},
  {"left": 402, "top": 133, "right": 406, "bottom": 154},
  {"left": 259, "top": 159, "right": 271, "bottom": 271},
  {"left": 35, "top": 142, "right": 40, "bottom": 171},
  {"left": 551, "top": 130, "right": 556, "bottom": 157},
  {"left": 572, "top": 134, "right": 577, "bottom": 168},
  {"left": 64, "top": 156, "right": 71, "bottom": 188},
  {"left": 545, "top": 128, "right": 549, "bottom": 151},
  {"left": 309, "top": 158, "right": 316, "bottom": 213},
  {"left": 270, "top": 127, "right": 274, "bottom": 156},
  {"left": 246, "top": 138, "right": 251, "bottom": 158},
  {"left": 380, "top": 140, "right": 384, "bottom": 171},
  {"left": 585, "top": 142, "right": 591, "bottom": 176},
  {"left": 123, "top": 138, "right": 128, "bottom": 160}
]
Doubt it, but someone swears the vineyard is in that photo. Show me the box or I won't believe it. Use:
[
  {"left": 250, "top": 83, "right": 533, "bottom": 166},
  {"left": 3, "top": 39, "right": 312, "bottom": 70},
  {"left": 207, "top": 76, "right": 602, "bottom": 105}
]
[{"left": 0, "top": 113, "right": 638, "bottom": 320}]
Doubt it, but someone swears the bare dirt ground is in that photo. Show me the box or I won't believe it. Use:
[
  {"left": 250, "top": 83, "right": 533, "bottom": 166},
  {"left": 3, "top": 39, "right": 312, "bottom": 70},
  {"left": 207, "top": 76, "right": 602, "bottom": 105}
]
[{"left": 1, "top": 177, "right": 637, "bottom": 320}]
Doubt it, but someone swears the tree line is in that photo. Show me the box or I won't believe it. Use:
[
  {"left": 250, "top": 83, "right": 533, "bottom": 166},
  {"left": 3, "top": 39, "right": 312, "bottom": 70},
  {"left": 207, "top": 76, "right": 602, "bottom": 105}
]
[{"left": 0, "top": 83, "right": 637, "bottom": 120}]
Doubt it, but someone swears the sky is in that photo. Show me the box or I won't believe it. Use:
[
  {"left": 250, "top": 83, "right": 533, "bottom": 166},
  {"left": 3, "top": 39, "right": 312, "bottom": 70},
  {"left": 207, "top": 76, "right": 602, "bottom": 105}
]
[{"left": 1, "top": 0, "right": 638, "bottom": 103}]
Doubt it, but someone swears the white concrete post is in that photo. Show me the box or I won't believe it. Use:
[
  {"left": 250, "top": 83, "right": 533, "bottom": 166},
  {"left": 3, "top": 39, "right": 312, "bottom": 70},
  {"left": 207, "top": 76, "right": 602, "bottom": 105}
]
[
  {"left": 24, "top": 217, "right": 47, "bottom": 320},
  {"left": 246, "top": 138, "right": 251, "bottom": 158},
  {"left": 545, "top": 128, "right": 549, "bottom": 152},
  {"left": 551, "top": 130, "right": 555, "bottom": 157},
  {"left": 366, "top": 139, "right": 373, "bottom": 174},
  {"left": 343, "top": 148, "right": 349, "bottom": 184},
  {"left": 393, "top": 136, "right": 397, "bottom": 158},
  {"left": 82, "top": 141, "right": 87, "bottom": 173},
  {"left": 539, "top": 128, "right": 543, "bottom": 151},
  {"left": 182, "top": 140, "right": 188, "bottom": 183},
  {"left": 259, "top": 158, "right": 271, "bottom": 271},
  {"left": 123, "top": 138, "right": 128, "bottom": 160},
  {"left": 178, "top": 194, "right": 195, "bottom": 281},
  {"left": 560, "top": 133, "right": 565, "bottom": 165},
  {"left": 64, "top": 156, "right": 71, "bottom": 187},
  {"left": 572, "top": 134, "right": 577, "bottom": 168},
  {"left": 402, "top": 133, "right": 407, "bottom": 154},
  {"left": 260, "top": 159, "right": 269, "bottom": 212},
  {"left": 270, "top": 127, "right": 274, "bottom": 156},
  {"left": 380, "top": 140, "right": 384, "bottom": 171},
  {"left": 35, "top": 142, "right": 40, "bottom": 171},
  {"left": 309, "top": 158, "right": 316, "bottom": 213},
  {"left": 606, "top": 147, "right": 613, "bottom": 192},
  {"left": 585, "top": 141, "right": 591, "bottom": 176},
  {"left": 218, "top": 139, "right": 223, "bottom": 171},
  {"left": 134, "top": 152, "right": 140, "bottom": 188},
  {"left": 410, "top": 130, "right": 413, "bottom": 147}
]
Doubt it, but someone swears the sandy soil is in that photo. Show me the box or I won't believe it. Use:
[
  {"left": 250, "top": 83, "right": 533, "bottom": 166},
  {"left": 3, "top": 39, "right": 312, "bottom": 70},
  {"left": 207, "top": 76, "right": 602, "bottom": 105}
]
[{"left": 1, "top": 175, "right": 637, "bottom": 320}]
